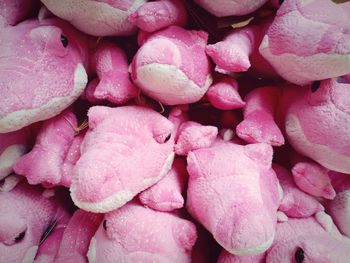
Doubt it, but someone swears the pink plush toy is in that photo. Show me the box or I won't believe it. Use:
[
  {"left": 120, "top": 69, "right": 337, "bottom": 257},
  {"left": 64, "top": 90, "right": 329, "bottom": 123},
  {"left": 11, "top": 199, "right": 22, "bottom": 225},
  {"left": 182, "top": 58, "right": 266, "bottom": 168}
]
[
  {"left": 0, "top": 0, "right": 39, "bottom": 25},
  {"left": 0, "top": 17, "right": 89, "bottom": 133},
  {"left": 70, "top": 105, "right": 175, "bottom": 213},
  {"left": 87, "top": 202, "right": 197, "bottom": 263},
  {"left": 218, "top": 213, "right": 350, "bottom": 263},
  {"left": 193, "top": 0, "right": 269, "bottom": 16},
  {"left": 131, "top": 26, "right": 213, "bottom": 105},
  {"left": 139, "top": 158, "right": 188, "bottom": 212},
  {"left": 186, "top": 139, "right": 280, "bottom": 256},
  {"left": 0, "top": 176, "right": 71, "bottom": 263},
  {"left": 14, "top": 109, "right": 84, "bottom": 187},
  {"left": 236, "top": 79, "right": 350, "bottom": 173}
]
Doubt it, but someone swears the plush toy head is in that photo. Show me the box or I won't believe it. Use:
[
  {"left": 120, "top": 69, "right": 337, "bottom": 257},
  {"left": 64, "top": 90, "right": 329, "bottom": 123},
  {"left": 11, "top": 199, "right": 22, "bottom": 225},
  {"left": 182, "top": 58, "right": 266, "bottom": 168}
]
[
  {"left": 87, "top": 202, "right": 197, "bottom": 263},
  {"left": 259, "top": 0, "right": 350, "bottom": 85},
  {"left": 186, "top": 139, "right": 280, "bottom": 256},
  {"left": 41, "top": 0, "right": 146, "bottom": 36},
  {"left": 285, "top": 79, "right": 350, "bottom": 173},
  {"left": 0, "top": 18, "right": 89, "bottom": 133},
  {"left": 131, "top": 26, "right": 212, "bottom": 105},
  {"left": 70, "top": 105, "right": 175, "bottom": 213}
]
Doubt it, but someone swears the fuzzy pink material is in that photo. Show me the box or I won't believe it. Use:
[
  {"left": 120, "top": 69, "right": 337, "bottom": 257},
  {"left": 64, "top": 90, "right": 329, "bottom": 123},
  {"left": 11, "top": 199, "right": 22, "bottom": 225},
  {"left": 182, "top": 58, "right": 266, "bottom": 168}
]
[
  {"left": 131, "top": 26, "right": 212, "bottom": 105},
  {"left": 0, "top": 177, "right": 70, "bottom": 263},
  {"left": 273, "top": 164, "right": 324, "bottom": 218},
  {"left": 87, "top": 202, "right": 197, "bottom": 263},
  {"left": 206, "top": 77, "right": 245, "bottom": 110},
  {"left": 54, "top": 210, "right": 102, "bottom": 263},
  {"left": 129, "top": 0, "right": 187, "bottom": 32},
  {"left": 139, "top": 158, "right": 187, "bottom": 212},
  {"left": 236, "top": 79, "right": 350, "bottom": 173},
  {"left": 14, "top": 110, "right": 82, "bottom": 187},
  {"left": 291, "top": 161, "right": 336, "bottom": 199},
  {"left": 70, "top": 105, "right": 175, "bottom": 213},
  {"left": 41, "top": 0, "right": 146, "bottom": 36},
  {"left": 193, "top": 0, "right": 268, "bottom": 16},
  {"left": 0, "top": 0, "right": 38, "bottom": 25},
  {"left": 86, "top": 41, "right": 138, "bottom": 104},
  {"left": 0, "top": 18, "right": 89, "bottom": 133},
  {"left": 259, "top": 0, "right": 350, "bottom": 85},
  {"left": 186, "top": 139, "right": 280, "bottom": 256}
]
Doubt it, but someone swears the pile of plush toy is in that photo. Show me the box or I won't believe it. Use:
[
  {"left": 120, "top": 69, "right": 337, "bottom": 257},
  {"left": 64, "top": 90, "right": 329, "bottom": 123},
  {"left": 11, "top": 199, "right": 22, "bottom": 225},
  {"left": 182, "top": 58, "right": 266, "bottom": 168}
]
[{"left": 1, "top": 0, "right": 350, "bottom": 262}]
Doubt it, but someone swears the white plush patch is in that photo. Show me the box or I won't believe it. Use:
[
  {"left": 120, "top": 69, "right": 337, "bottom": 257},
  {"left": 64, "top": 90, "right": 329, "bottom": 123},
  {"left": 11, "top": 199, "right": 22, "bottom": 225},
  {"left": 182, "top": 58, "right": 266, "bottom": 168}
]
[
  {"left": 87, "top": 237, "right": 97, "bottom": 263},
  {"left": 329, "top": 190, "right": 350, "bottom": 237},
  {"left": 259, "top": 35, "right": 350, "bottom": 85},
  {"left": 0, "top": 63, "right": 87, "bottom": 133},
  {"left": 135, "top": 64, "right": 212, "bottom": 105},
  {"left": 22, "top": 246, "right": 38, "bottom": 263},
  {"left": 42, "top": 189, "right": 55, "bottom": 198},
  {"left": 70, "top": 152, "right": 175, "bottom": 213},
  {"left": 286, "top": 114, "right": 350, "bottom": 173},
  {"left": 0, "top": 144, "right": 26, "bottom": 180},
  {"left": 0, "top": 174, "right": 22, "bottom": 192}
]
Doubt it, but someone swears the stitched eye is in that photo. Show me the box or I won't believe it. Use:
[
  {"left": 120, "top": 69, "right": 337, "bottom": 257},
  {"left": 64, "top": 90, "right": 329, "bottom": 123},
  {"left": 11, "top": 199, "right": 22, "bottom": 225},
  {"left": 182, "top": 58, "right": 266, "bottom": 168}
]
[
  {"left": 311, "top": 81, "right": 321, "bottom": 93},
  {"left": 60, "top": 34, "right": 68, "bottom": 48},
  {"left": 294, "top": 247, "right": 305, "bottom": 263},
  {"left": 103, "top": 220, "right": 107, "bottom": 231},
  {"left": 164, "top": 133, "right": 171, "bottom": 143},
  {"left": 14, "top": 231, "right": 26, "bottom": 243}
]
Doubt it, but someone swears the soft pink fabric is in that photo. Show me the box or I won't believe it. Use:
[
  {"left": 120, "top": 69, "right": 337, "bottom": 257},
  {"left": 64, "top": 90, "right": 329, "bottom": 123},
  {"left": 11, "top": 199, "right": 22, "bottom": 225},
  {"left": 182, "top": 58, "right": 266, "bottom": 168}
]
[
  {"left": 88, "top": 202, "right": 197, "bottom": 263},
  {"left": 41, "top": 0, "right": 146, "bottom": 36},
  {"left": 14, "top": 110, "right": 79, "bottom": 187},
  {"left": 206, "top": 77, "right": 245, "bottom": 110},
  {"left": 88, "top": 41, "right": 138, "bottom": 104},
  {"left": 139, "top": 158, "right": 187, "bottom": 212},
  {"left": 0, "top": 178, "right": 70, "bottom": 263},
  {"left": 70, "top": 105, "right": 175, "bottom": 213},
  {"left": 0, "top": 0, "right": 38, "bottom": 25},
  {"left": 129, "top": 0, "right": 187, "bottom": 32},
  {"left": 131, "top": 26, "right": 212, "bottom": 105},
  {"left": 187, "top": 139, "right": 280, "bottom": 256},
  {"left": 0, "top": 18, "right": 89, "bottom": 133},
  {"left": 273, "top": 164, "right": 324, "bottom": 218},
  {"left": 291, "top": 161, "right": 336, "bottom": 199}
]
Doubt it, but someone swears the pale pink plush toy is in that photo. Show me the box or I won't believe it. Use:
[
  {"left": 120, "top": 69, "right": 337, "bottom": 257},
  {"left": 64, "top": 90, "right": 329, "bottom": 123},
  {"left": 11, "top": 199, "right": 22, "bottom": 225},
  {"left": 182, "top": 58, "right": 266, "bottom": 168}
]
[
  {"left": 131, "top": 26, "right": 213, "bottom": 105},
  {"left": 236, "top": 79, "right": 350, "bottom": 173},
  {"left": 0, "top": 0, "right": 39, "bottom": 25},
  {"left": 41, "top": 0, "right": 187, "bottom": 36},
  {"left": 218, "top": 213, "right": 350, "bottom": 263},
  {"left": 14, "top": 109, "right": 84, "bottom": 187},
  {"left": 54, "top": 209, "right": 102, "bottom": 263},
  {"left": 0, "top": 17, "right": 89, "bottom": 133},
  {"left": 0, "top": 176, "right": 71, "bottom": 263},
  {"left": 187, "top": 139, "right": 281, "bottom": 256},
  {"left": 139, "top": 158, "right": 188, "bottom": 212},
  {"left": 87, "top": 202, "right": 197, "bottom": 263},
  {"left": 70, "top": 105, "right": 175, "bottom": 213},
  {"left": 193, "top": 0, "right": 269, "bottom": 16}
]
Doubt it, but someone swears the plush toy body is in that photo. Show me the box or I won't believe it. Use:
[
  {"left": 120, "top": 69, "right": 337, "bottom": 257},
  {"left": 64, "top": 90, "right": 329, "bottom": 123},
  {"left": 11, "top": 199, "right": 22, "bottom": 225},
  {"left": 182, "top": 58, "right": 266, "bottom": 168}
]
[
  {"left": 186, "top": 139, "right": 280, "bottom": 256},
  {"left": 88, "top": 202, "right": 197, "bottom": 263},
  {"left": 0, "top": 18, "right": 89, "bottom": 133},
  {"left": 70, "top": 105, "right": 175, "bottom": 213},
  {"left": 131, "top": 26, "right": 212, "bottom": 105}
]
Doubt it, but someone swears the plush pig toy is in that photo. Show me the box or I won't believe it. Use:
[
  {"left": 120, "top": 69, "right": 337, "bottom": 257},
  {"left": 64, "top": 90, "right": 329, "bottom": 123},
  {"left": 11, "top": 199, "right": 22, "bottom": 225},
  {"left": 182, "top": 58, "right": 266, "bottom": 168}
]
[
  {"left": 218, "top": 213, "right": 350, "bottom": 263},
  {"left": 236, "top": 79, "right": 350, "bottom": 173},
  {"left": 0, "top": 17, "right": 89, "bottom": 133},
  {"left": 131, "top": 26, "right": 213, "bottom": 105},
  {"left": 186, "top": 139, "right": 281, "bottom": 256},
  {"left": 70, "top": 105, "right": 175, "bottom": 213},
  {"left": 0, "top": 176, "right": 71, "bottom": 263},
  {"left": 87, "top": 202, "right": 197, "bottom": 263}
]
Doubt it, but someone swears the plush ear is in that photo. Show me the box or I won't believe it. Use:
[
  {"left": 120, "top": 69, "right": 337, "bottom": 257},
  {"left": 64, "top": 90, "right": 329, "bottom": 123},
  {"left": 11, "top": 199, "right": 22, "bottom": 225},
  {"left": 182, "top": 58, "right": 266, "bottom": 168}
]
[
  {"left": 87, "top": 106, "right": 113, "bottom": 130},
  {"left": 244, "top": 143, "right": 273, "bottom": 167},
  {"left": 172, "top": 220, "right": 197, "bottom": 251}
]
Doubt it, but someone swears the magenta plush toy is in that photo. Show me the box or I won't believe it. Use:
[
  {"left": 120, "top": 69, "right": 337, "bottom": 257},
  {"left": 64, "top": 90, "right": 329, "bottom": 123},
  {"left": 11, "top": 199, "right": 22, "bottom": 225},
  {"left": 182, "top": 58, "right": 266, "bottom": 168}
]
[
  {"left": 87, "top": 202, "right": 197, "bottom": 263},
  {"left": 186, "top": 139, "right": 280, "bottom": 256},
  {"left": 70, "top": 105, "right": 175, "bottom": 213}
]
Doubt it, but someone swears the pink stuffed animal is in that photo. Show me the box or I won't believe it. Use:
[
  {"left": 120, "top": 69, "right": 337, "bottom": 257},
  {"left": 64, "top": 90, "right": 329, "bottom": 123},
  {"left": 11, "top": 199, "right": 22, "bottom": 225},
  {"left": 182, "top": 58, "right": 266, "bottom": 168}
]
[
  {"left": 70, "top": 105, "right": 175, "bottom": 213},
  {"left": 236, "top": 79, "right": 350, "bottom": 173},
  {"left": 0, "top": 17, "right": 89, "bottom": 133},
  {"left": 131, "top": 26, "right": 212, "bottom": 105},
  {"left": 186, "top": 139, "right": 280, "bottom": 256},
  {"left": 0, "top": 176, "right": 71, "bottom": 263},
  {"left": 0, "top": 0, "right": 39, "bottom": 25},
  {"left": 87, "top": 202, "right": 197, "bottom": 263}
]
